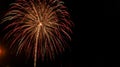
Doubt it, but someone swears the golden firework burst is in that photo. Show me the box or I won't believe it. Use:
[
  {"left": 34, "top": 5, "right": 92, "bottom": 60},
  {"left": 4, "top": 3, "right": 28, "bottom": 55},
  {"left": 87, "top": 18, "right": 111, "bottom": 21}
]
[{"left": 0, "top": 0, "right": 73, "bottom": 67}]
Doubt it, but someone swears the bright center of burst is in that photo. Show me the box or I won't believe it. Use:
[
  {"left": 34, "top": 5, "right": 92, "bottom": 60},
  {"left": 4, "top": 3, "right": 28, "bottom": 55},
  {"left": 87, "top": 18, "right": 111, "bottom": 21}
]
[
  {"left": 38, "top": 23, "right": 42, "bottom": 27},
  {"left": 36, "top": 23, "right": 42, "bottom": 30},
  {"left": 39, "top": 23, "right": 42, "bottom": 26}
]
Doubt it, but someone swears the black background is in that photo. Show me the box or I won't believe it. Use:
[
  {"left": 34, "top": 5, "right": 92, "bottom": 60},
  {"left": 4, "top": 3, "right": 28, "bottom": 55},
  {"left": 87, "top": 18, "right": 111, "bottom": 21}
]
[
  {"left": 104, "top": 0, "right": 120, "bottom": 16},
  {"left": 104, "top": 0, "right": 120, "bottom": 67},
  {"left": 0, "top": 0, "right": 104, "bottom": 67}
]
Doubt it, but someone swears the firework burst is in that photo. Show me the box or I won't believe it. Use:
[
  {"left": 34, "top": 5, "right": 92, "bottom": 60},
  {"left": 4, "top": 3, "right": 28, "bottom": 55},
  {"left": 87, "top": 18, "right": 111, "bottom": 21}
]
[{"left": 0, "top": 0, "right": 73, "bottom": 67}]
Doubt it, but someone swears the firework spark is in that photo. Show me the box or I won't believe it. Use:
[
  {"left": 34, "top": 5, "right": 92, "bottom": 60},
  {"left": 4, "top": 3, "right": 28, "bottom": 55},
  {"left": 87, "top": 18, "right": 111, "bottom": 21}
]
[{"left": 0, "top": 0, "right": 73, "bottom": 67}]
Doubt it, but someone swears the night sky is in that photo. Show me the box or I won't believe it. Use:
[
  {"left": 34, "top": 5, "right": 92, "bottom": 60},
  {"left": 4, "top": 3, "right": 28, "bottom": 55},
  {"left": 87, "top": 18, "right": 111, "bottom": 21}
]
[
  {"left": 0, "top": 0, "right": 105, "bottom": 67},
  {"left": 104, "top": 1, "right": 120, "bottom": 67},
  {"left": 104, "top": 0, "right": 120, "bottom": 16}
]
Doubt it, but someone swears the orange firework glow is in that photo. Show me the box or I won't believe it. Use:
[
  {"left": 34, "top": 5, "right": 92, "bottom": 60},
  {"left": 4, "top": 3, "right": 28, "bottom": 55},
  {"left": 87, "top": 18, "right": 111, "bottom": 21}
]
[
  {"left": 0, "top": 46, "right": 5, "bottom": 57},
  {"left": 0, "top": 49, "right": 1, "bottom": 55}
]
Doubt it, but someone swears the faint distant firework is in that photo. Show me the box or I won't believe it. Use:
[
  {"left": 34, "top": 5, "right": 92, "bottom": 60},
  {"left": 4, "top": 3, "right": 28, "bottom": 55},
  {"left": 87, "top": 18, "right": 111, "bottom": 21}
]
[{"left": 0, "top": 0, "right": 73, "bottom": 67}]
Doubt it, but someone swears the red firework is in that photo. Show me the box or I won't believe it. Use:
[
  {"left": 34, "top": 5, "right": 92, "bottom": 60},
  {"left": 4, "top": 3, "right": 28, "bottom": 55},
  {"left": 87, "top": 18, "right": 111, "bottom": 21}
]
[{"left": 0, "top": 0, "right": 73, "bottom": 67}]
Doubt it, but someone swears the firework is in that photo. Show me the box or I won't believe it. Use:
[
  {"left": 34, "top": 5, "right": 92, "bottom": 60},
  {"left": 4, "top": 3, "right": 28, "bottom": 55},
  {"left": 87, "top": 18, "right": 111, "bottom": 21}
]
[{"left": 0, "top": 0, "right": 73, "bottom": 67}]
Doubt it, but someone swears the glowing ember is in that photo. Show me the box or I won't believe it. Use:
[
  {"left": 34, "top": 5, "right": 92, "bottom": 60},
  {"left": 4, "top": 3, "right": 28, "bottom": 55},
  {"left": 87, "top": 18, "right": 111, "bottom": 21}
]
[
  {"left": 0, "top": 49, "right": 1, "bottom": 55},
  {"left": 0, "top": 46, "right": 5, "bottom": 57}
]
